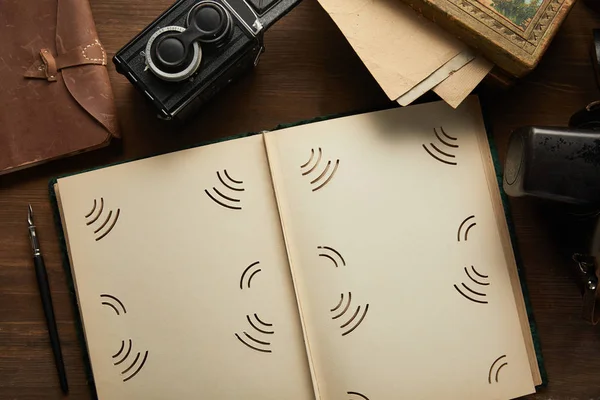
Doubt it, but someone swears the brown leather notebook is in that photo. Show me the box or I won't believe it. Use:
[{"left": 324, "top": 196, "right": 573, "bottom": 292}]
[{"left": 0, "top": 0, "right": 120, "bottom": 176}]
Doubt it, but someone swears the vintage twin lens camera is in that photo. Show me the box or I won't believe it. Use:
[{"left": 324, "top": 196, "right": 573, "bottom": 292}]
[{"left": 113, "top": 0, "right": 301, "bottom": 120}]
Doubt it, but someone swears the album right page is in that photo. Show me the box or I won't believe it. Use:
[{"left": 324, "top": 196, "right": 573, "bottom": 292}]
[{"left": 263, "top": 97, "right": 537, "bottom": 400}]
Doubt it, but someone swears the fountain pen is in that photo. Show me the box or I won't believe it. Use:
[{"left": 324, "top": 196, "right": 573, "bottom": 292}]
[{"left": 27, "top": 205, "right": 69, "bottom": 394}]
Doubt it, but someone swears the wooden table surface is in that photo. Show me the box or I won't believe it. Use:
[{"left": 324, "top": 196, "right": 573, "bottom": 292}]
[{"left": 2, "top": 0, "right": 600, "bottom": 398}]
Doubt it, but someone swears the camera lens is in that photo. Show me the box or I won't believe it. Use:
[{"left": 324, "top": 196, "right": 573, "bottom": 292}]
[
  {"left": 145, "top": 26, "right": 202, "bottom": 82},
  {"left": 196, "top": 7, "right": 221, "bottom": 31},
  {"left": 155, "top": 36, "right": 186, "bottom": 67},
  {"left": 186, "top": 1, "right": 232, "bottom": 45}
]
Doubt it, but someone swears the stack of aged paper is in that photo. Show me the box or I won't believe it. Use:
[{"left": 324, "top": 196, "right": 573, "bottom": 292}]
[{"left": 317, "top": 0, "right": 494, "bottom": 108}]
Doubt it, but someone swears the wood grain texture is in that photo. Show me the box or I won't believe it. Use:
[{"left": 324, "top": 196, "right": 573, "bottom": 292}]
[{"left": 0, "top": 0, "right": 599, "bottom": 398}]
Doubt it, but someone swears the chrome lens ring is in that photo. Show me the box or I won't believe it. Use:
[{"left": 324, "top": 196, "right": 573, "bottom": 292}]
[{"left": 145, "top": 26, "right": 202, "bottom": 82}]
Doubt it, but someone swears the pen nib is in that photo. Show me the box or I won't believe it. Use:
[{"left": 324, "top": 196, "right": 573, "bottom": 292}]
[{"left": 27, "top": 204, "right": 34, "bottom": 226}]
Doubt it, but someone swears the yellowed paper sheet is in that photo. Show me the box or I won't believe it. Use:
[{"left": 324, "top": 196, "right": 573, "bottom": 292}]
[
  {"left": 55, "top": 136, "right": 314, "bottom": 400},
  {"left": 317, "top": 0, "right": 465, "bottom": 100},
  {"left": 264, "top": 97, "right": 536, "bottom": 400},
  {"left": 396, "top": 49, "right": 476, "bottom": 106},
  {"left": 433, "top": 56, "right": 494, "bottom": 108}
]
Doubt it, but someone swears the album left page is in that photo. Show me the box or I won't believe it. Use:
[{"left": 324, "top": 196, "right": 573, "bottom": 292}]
[{"left": 54, "top": 134, "right": 315, "bottom": 400}]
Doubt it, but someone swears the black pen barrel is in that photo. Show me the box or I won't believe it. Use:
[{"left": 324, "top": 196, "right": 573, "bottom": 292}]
[{"left": 33, "top": 255, "right": 69, "bottom": 394}]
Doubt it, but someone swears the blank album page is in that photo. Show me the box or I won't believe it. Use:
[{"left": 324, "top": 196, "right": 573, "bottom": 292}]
[
  {"left": 55, "top": 135, "right": 313, "bottom": 399},
  {"left": 264, "top": 97, "right": 536, "bottom": 400}
]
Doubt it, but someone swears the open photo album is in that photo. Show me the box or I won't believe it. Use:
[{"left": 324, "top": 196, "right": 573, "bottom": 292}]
[{"left": 51, "top": 97, "right": 542, "bottom": 399}]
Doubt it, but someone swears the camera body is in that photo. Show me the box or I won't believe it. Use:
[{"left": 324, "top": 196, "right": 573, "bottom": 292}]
[
  {"left": 502, "top": 101, "right": 600, "bottom": 324},
  {"left": 503, "top": 101, "right": 600, "bottom": 205},
  {"left": 113, "top": 0, "right": 301, "bottom": 120},
  {"left": 503, "top": 125, "right": 600, "bottom": 205}
]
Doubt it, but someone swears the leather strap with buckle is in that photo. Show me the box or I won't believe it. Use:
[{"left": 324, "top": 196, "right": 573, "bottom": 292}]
[{"left": 24, "top": 39, "right": 107, "bottom": 82}]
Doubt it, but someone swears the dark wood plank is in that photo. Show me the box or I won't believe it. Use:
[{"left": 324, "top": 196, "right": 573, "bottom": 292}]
[{"left": 1, "top": 0, "right": 599, "bottom": 398}]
